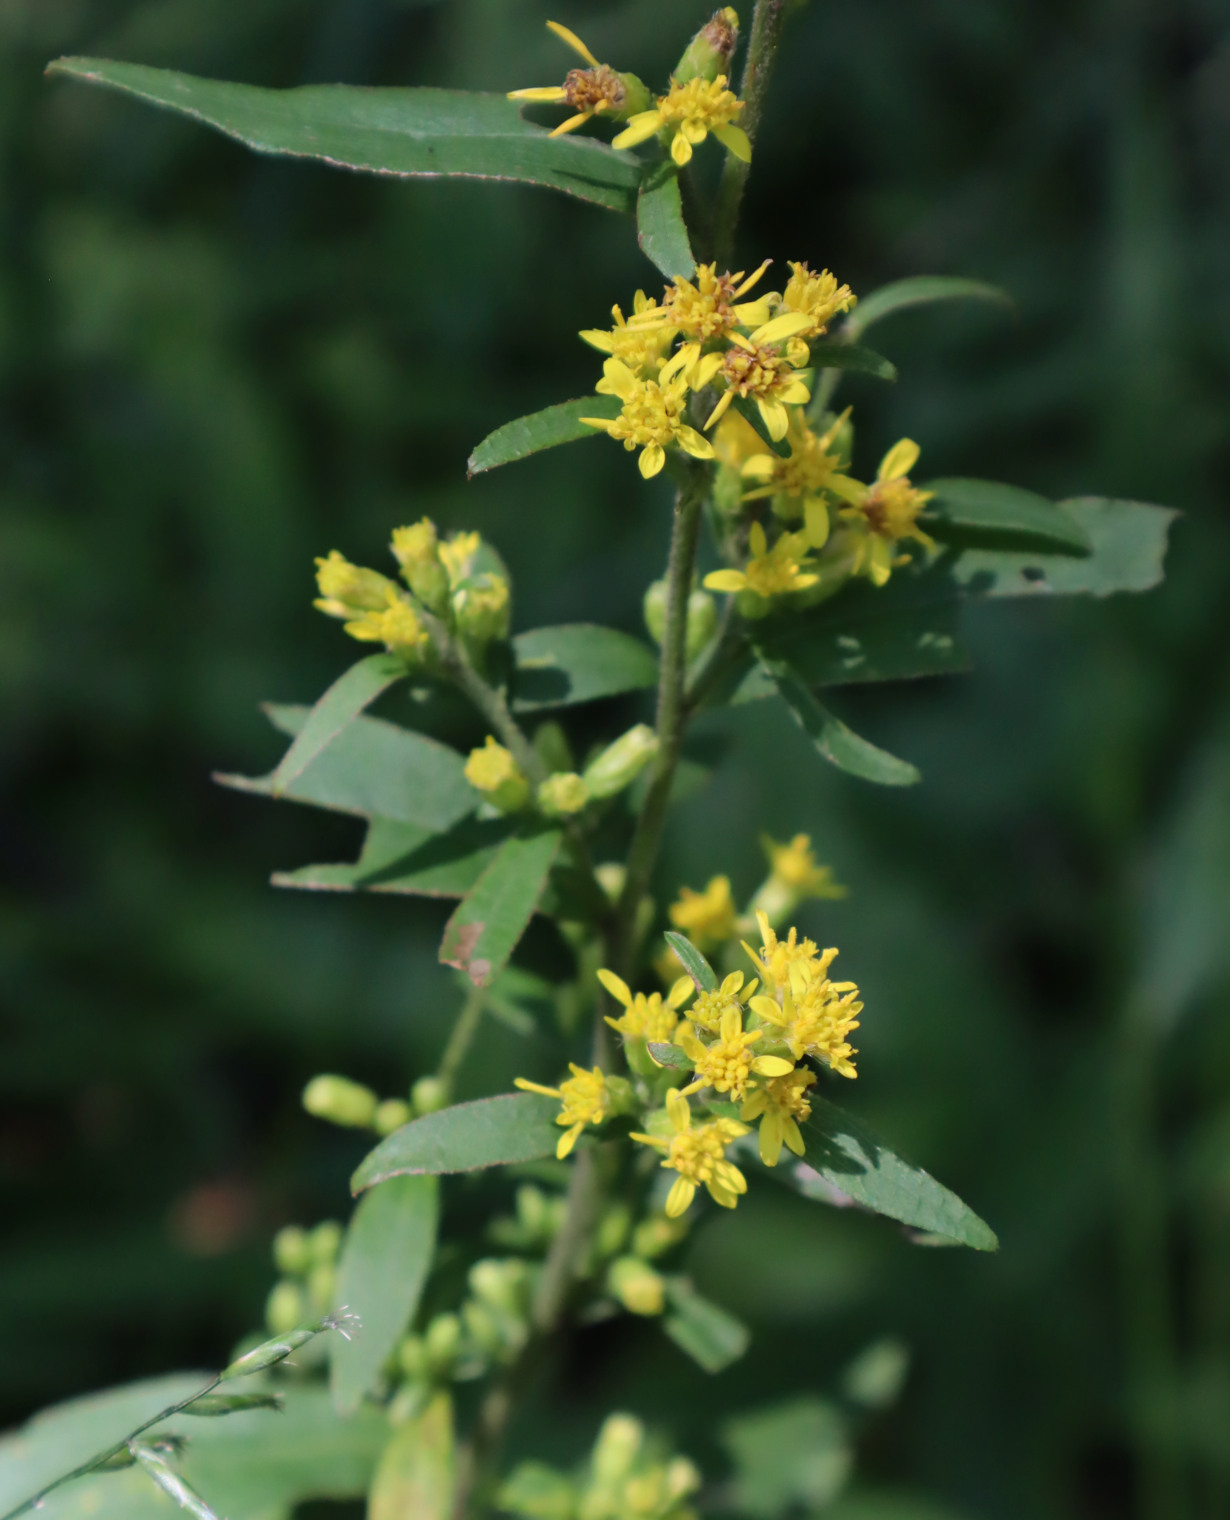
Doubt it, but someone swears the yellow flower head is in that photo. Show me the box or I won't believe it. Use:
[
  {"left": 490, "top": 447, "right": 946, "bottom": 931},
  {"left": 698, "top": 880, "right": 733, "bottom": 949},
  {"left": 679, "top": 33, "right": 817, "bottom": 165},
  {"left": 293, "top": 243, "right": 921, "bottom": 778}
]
[
  {"left": 341, "top": 585, "right": 430, "bottom": 660},
  {"left": 631, "top": 1089, "right": 750, "bottom": 1217},
  {"left": 613, "top": 75, "right": 751, "bottom": 167},
  {"left": 390, "top": 520, "right": 438, "bottom": 574},
  {"left": 779, "top": 261, "right": 857, "bottom": 338},
  {"left": 747, "top": 913, "right": 862, "bottom": 1078},
  {"left": 514, "top": 1063, "right": 612, "bottom": 1158},
  {"left": 703, "top": 520, "right": 819, "bottom": 601},
  {"left": 764, "top": 833, "right": 847, "bottom": 899},
  {"left": 581, "top": 355, "right": 715, "bottom": 479},
  {"left": 741, "top": 1066, "right": 816, "bottom": 1166},
  {"left": 668, "top": 875, "right": 736, "bottom": 949},
  {"left": 830, "top": 439, "right": 936, "bottom": 586},
  {"left": 439, "top": 530, "right": 482, "bottom": 588},
  {"left": 686, "top": 970, "right": 757, "bottom": 1034},
  {"left": 677, "top": 1001, "right": 794, "bottom": 1101},
  {"left": 700, "top": 312, "right": 813, "bottom": 441},
  {"left": 743, "top": 911, "right": 823, "bottom": 989},
  {"left": 740, "top": 408, "right": 851, "bottom": 545},
  {"left": 314, "top": 550, "right": 395, "bottom": 617},
  {"left": 465, "top": 736, "right": 530, "bottom": 812},
  {"left": 579, "top": 290, "right": 674, "bottom": 377},
  {"left": 507, "top": 23, "right": 649, "bottom": 138},
  {"left": 600, "top": 968, "right": 692, "bottom": 1043},
  {"left": 639, "top": 261, "right": 773, "bottom": 346}
]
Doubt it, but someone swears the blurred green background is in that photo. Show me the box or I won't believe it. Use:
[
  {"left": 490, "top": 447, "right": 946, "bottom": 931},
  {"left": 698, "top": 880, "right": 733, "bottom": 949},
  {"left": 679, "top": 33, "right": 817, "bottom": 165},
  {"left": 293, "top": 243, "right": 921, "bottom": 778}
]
[{"left": 3, "top": 0, "right": 1230, "bottom": 1516}]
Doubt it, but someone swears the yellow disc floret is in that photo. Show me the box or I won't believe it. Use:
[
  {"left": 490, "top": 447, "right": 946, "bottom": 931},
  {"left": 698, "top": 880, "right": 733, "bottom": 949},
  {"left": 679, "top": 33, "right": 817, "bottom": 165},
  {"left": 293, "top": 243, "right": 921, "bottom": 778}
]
[
  {"left": 580, "top": 355, "right": 715, "bottom": 479},
  {"left": 779, "top": 261, "right": 857, "bottom": 338},
  {"left": 613, "top": 75, "right": 751, "bottom": 167},
  {"left": 676, "top": 1002, "right": 794, "bottom": 1101},
  {"left": 600, "top": 968, "right": 691, "bottom": 1043},
  {"left": 631, "top": 1089, "right": 749, "bottom": 1217},
  {"left": 514, "top": 1064, "right": 614, "bottom": 1158},
  {"left": 741, "top": 1066, "right": 816, "bottom": 1166}
]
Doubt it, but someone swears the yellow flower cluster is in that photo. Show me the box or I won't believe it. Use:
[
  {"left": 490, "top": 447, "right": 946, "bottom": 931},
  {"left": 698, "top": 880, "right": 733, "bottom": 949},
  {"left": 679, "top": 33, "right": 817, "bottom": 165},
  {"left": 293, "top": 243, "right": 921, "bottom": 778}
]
[{"left": 313, "top": 519, "right": 511, "bottom": 657}]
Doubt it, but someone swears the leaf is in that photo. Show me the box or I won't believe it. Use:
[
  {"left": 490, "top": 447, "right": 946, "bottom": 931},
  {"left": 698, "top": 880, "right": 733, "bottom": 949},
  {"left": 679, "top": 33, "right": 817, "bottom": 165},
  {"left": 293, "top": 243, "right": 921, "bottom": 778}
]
[
  {"left": 0, "top": 1384, "right": 388, "bottom": 1520},
  {"left": 947, "top": 496, "right": 1176, "bottom": 599},
  {"left": 46, "top": 61, "right": 642, "bottom": 213},
  {"left": 807, "top": 341, "right": 898, "bottom": 382},
  {"left": 732, "top": 396, "right": 791, "bottom": 457},
  {"left": 647, "top": 1041, "right": 692, "bottom": 1071},
  {"left": 330, "top": 1175, "right": 439, "bottom": 1416},
  {"left": 843, "top": 275, "right": 1013, "bottom": 341},
  {"left": 267, "top": 654, "right": 406, "bottom": 796},
  {"left": 467, "top": 396, "right": 621, "bottom": 476},
  {"left": 662, "top": 931, "right": 718, "bottom": 993},
  {"left": 922, "top": 477, "right": 1092, "bottom": 554},
  {"left": 439, "top": 826, "right": 563, "bottom": 987},
  {"left": 636, "top": 162, "right": 694, "bottom": 279},
  {"left": 511, "top": 625, "right": 658, "bottom": 712},
  {"left": 663, "top": 1278, "right": 750, "bottom": 1374},
  {"left": 764, "top": 658, "right": 921, "bottom": 787},
  {"left": 351, "top": 1093, "right": 561, "bottom": 1192},
  {"left": 368, "top": 1395, "right": 453, "bottom": 1520},
  {"left": 273, "top": 816, "right": 514, "bottom": 900},
  {"left": 219, "top": 710, "right": 474, "bottom": 832},
  {"left": 775, "top": 1097, "right": 998, "bottom": 1250},
  {"left": 722, "top": 1398, "right": 852, "bottom": 1517}
]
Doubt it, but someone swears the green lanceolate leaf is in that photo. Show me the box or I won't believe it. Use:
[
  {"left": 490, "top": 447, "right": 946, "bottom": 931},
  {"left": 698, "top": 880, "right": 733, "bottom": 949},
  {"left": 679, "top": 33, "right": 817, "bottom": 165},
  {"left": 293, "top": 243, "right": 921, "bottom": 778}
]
[
  {"left": 368, "top": 1395, "right": 453, "bottom": 1520},
  {"left": 267, "top": 655, "right": 406, "bottom": 796},
  {"left": 467, "top": 396, "right": 621, "bottom": 476},
  {"left": 46, "top": 61, "right": 642, "bottom": 214},
  {"left": 947, "top": 496, "right": 1176, "bottom": 599},
  {"left": 351, "top": 1093, "right": 561, "bottom": 1191},
  {"left": 722, "top": 1399, "right": 852, "bottom": 1517},
  {"left": 0, "top": 1384, "right": 387, "bottom": 1520},
  {"left": 636, "top": 161, "right": 694, "bottom": 279},
  {"left": 764, "top": 658, "right": 920, "bottom": 787},
  {"left": 330, "top": 1175, "right": 439, "bottom": 1416},
  {"left": 511, "top": 624, "right": 658, "bottom": 711},
  {"left": 273, "top": 817, "right": 514, "bottom": 900},
  {"left": 219, "top": 708, "right": 474, "bottom": 832},
  {"left": 438, "top": 825, "right": 562, "bottom": 987},
  {"left": 922, "top": 478, "right": 1092, "bottom": 554},
  {"left": 843, "top": 275, "right": 1013, "bottom": 341},
  {"left": 807, "top": 341, "right": 898, "bottom": 382},
  {"left": 663, "top": 931, "right": 719, "bottom": 993},
  {"left": 732, "top": 395, "right": 791, "bottom": 457},
  {"left": 776, "top": 1097, "right": 998, "bottom": 1251},
  {"left": 663, "top": 1278, "right": 750, "bottom": 1374}
]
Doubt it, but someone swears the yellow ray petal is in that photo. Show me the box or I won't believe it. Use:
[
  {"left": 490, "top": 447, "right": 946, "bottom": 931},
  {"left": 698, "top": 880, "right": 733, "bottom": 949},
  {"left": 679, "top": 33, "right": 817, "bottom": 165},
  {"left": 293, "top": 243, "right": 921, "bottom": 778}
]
[{"left": 546, "top": 19, "right": 599, "bottom": 66}]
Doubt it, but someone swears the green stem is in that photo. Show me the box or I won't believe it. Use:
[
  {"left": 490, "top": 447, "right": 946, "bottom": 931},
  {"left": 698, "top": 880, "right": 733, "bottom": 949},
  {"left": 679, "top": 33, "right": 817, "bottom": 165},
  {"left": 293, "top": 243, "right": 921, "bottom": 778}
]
[
  {"left": 712, "top": 0, "right": 791, "bottom": 268},
  {"left": 611, "top": 464, "right": 708, "bottom": 978},
  {"left": 438, "top": 983, "right": 486, "bottom": 1086}
]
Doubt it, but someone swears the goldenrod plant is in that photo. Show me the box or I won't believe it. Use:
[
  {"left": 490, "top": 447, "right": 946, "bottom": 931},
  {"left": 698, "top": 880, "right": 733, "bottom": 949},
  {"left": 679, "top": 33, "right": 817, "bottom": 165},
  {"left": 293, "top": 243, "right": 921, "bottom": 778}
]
[{"left": 5, "top": 7, "right": 1179, "bottom": 1520}]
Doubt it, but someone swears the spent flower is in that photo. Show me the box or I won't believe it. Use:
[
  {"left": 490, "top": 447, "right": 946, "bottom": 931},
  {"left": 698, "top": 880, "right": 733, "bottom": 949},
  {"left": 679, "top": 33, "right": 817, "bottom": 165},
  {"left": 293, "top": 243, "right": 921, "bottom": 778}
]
[
  {"left": 830, "top": 439, "right": 936, "bottom": 586},
  {"left": 507, "top": 22, "right": 650, "bottom": 138}
]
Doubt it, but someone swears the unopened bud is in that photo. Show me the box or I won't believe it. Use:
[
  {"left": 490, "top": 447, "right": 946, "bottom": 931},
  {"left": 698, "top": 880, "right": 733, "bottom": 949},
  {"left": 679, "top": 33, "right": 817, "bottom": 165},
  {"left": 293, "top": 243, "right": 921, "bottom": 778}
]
[
  {"left": 302, "top": 1074, "right": 379, "bottom": 1129},
  {"left": 391, "top": 520, "right": 450, "bottom": 615},
  {"left": 454, "top": 574, "right": 511, "bottom": 650},
  {"left": 595, "top": 862, "right": 626, "bottom": 902},
  {"left": 643, "top": 579, "right": 668, "bottom": 645},
  {"left": 272, "top": 1225, "right": 311, "bottom": 1277},
  {"left": 465, "top": 737, "right": 530, "bottom": 813},
  {"left": 412, "top": 1075, "right": 450, "bottom": 1116},
  {"left": 469, "top": 1258, "right": 527, "bottom": 1316},
  {"left": 537, "top": 771, "right": 589, "bottom": 818},
  {"left": 673, "top": 8, "right": 739, "bottom": 84},
  {"left": 398, "top": 1333, "right": 431, "bottom": 1381},
  {"left": 631, "top": 1213, "right": 689, "bottom": 1260},
  {"left": 592, "top": 1413, "right": 644, "bottom": 1484},
  {"left": 425, "top": 1312, "right": 462, "bottom": 1372},
  {"left": 266, "top": 1279, "right": 305, "bottom": 1335},
  {"left": 461, "top": 1300, "right": 503, "bottom": 1358},
  {"left": 608, "top": 1256, "right": 666, "bottom": 1317},
  {"left": 595, "top": 1203, "right": 632, "bottom": 1260},
  {"left": 374, "top": 1098, "right": 412, "bottom": 1136},
  {"left": 314, "top": 551, "right": 395, "bottom": 617},
  {"left": 309, "top": 1219, "right": 344, "bottom": 1266},
  {"left": 643, "top": 581, "right": 716, "bottom": 662},
  {"left": 583, "top": 725, "right": 659, "bottom": 799}
]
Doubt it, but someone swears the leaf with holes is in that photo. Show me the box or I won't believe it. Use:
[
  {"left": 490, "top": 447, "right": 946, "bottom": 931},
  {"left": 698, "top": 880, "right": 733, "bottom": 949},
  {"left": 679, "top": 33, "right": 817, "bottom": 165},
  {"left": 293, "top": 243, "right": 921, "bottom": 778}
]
[
  {"left": 922, "top": 477, "right": 1092, "bottom": 554},
  {"left": 46, "top": 60, "right": 642, "bottom": 213},
  {"left": 351, "top": 1094, "right": 561, "bottom": 1191},
  {"left": 467, "top": 396, "right": 620, "bottom": 476},
  {"left": 330, "top": 1175, "right": 438, "bottom": 1415}
]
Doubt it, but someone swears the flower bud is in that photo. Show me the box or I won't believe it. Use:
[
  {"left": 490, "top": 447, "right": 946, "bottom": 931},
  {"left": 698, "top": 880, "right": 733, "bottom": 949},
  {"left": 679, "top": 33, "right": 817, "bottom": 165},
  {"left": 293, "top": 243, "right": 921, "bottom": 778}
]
[
  {"left": 685, "top": 588, "right": 718, "bottom": 661},
  {"left": 673, "top": 8, "right": 740, "bottom": 85},
  {"left": 219, "top": 1325, "right": 317, "bottom": 1381},
  {"left": 592, "top": 1414, "right": 644, "bottom": 1484},
  {"left": 314, "top": 551, "right": 395, "bottom": 617},
  {"left": 631, "top": 1212, "right": 689, "bottom": 1260},
  {"left": 454, "top": 574, "right": 511, "bottom": 651},
  {"left": 465, "top": 737, "right": 530, "bottom": 813},
  {"left": 307, "top": 1262, "right": 336, "bottom": 1313},
  {"left": 608, "top": 1256, "right": 666, "bottom": 1317},
  {"left": 412, "top": 1075, "right": 450, "bottom": 1115},
  {"left": 461, "top": 1300, "right": 504, "bottom": 1358},
  {"left": 595, "top": 1203, "right": 632, "bottom": 1260},
  {"left": 266, "top": 1279, "right": 305, "bottom": 1334},
  {"left": 583, "top": 725, "right": 659, "bottom": 799},
  {"left": 391, "top": 520, "right": 451, "bottom": 615},
  {"left": 425, "top": 1312, "right": 462, "bottom": 1373},
  {"left": 309, "top": 1219, "right": 344, "bottom": 1265},
  {"left": 643, "top": 579, "right": 668, "bottom": 646},
  {"left": 537, "top": 771, "right": 589, "bottom": 818},
  {"left": 398, "top": 1333, "right": 431, "bottom": 1382},
  {"left": 302, "top": 1074, "right": 379, "bottom": 1129},
  {"left": 272, "top": 1224, "right": 312, "bottom": 1277},
  {"left": 469, "top": 1257, "right": 528, "bottom": 1316},
  {"left": 374, "top": 1098, "right": 412, "bottom": 1136},
  {"left": 595, "top": 862, "right": 626, "bottom": 902}
]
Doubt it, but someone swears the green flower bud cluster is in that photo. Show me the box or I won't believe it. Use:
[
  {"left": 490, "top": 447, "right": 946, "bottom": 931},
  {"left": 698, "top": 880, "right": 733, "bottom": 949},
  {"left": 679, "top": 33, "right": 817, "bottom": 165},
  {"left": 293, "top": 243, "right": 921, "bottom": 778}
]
[
  {"left": 489, "top": 1183, "right": 569, "bottom": 1251},
  {"left": 300, "top": 1073, "right": 422, "bottom": 1135},
  {"left": 643, "top": 580, "right": 718, "bottom": 664},
  {"left": 583, "top": 724, "right": 659, "bottom": 799},
  {"left": 500, "top": 1414, "right": 701, "bottom": 1520},
  {"left": 393, "top": 1257, "right": 534, "bottom": 1406},
  {"left": 265, "top": 1219, "right": 344, "bottom": 1334}
]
